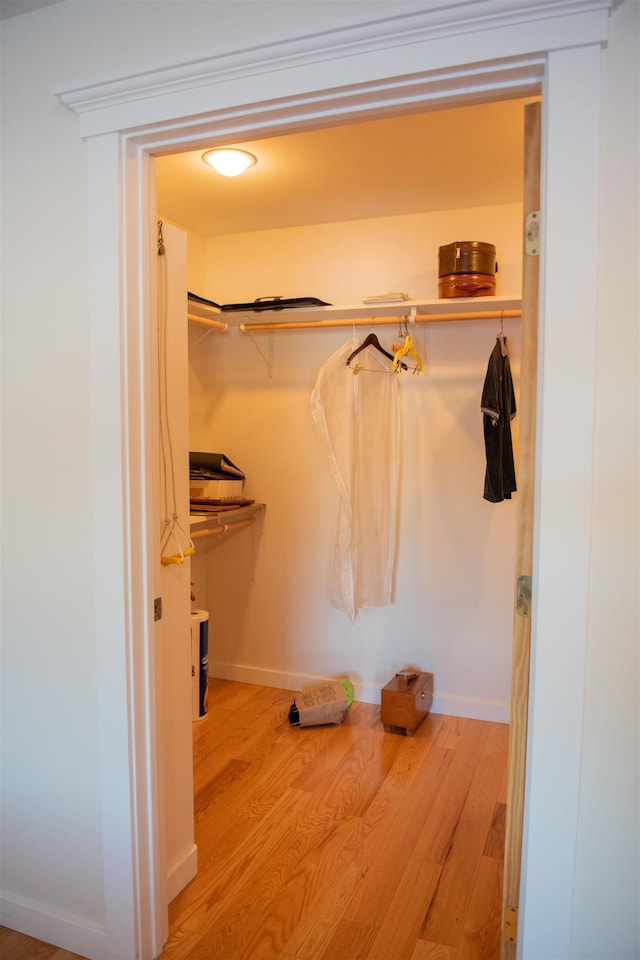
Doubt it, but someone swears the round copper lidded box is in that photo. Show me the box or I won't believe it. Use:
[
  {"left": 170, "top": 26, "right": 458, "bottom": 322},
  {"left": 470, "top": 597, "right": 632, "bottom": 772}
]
[{"left": 438, "top": 240, "right": 498, "bottom": 298}]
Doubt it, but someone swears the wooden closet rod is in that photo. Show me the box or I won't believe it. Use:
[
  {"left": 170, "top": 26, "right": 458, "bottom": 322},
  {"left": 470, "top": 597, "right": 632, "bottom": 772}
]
[
  {"left": 191, "top": 516, "right": 256, "bottom": 539},
  {"left": 188, "top": 313, "right": 228, "bottom": 331},
  {"left": 238, "top": 309, "right": 522, "bottom": 333}
]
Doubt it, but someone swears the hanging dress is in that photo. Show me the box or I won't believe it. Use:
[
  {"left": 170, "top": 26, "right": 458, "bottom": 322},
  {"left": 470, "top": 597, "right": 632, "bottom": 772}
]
[
  {"left": 481, "top": 336, "right": 517, "bottom": 502},
  {"left": 311, "top": 338, "right": 400, "bottom": 621}
]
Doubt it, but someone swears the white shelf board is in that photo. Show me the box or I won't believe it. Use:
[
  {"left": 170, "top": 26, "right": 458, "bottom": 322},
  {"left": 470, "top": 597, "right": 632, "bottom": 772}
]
[
  {"left": 189, "top": 502, "right": 265, "bottom": 529},
  {"left": 222, "top": 295, "right": 521, "bottom": 325}
]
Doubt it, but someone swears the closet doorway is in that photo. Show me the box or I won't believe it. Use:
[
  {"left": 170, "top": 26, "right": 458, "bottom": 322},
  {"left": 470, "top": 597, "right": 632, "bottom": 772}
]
[
  {"left": 156, "top": 96, "right": 541, "bottom": 959},
  {"left": 59, "top": 4, "right": 606, "bottom": 953}
]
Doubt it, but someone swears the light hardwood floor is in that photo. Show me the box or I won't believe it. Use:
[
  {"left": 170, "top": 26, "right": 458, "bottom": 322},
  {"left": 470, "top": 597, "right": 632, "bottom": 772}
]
[{"left": 1, "top": 680, "right": 508, "bottom": 960}]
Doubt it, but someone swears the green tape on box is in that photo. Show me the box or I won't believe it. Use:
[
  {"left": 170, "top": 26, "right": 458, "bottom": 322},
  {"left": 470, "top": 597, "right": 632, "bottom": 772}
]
[{"left": 340, "top": 678, "right": 354, "bottom": 705}]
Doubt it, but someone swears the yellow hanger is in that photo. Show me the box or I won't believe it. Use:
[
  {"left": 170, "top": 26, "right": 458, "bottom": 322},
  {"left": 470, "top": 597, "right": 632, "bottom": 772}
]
[
  {"left": 393, "top": 333, "right": 423, "bottom": 372},
  {"left": 161, "top": 546, "right": 195, "bottom": 567}
]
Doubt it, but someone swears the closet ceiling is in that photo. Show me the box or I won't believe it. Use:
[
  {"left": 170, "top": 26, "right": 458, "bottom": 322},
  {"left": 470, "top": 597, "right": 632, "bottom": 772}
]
[{"left": 157, "top": 97, "right": 534, "bottom": 238}]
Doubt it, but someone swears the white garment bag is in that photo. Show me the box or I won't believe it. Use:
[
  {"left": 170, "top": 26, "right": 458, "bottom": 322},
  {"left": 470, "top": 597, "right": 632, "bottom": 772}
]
[{"left": 311, "top": 337, "right": 400, "bottom": 621}]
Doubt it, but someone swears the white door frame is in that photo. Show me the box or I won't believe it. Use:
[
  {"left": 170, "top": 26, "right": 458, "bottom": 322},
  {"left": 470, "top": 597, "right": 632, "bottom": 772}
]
[{"left": 56, "top": 2, "right": 611, "bottom": 957}]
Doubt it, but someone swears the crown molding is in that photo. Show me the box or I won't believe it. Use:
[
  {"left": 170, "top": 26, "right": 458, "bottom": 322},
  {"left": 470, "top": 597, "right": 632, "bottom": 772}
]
[
  {"left": 55, "top": 0, "right": 612, "bottom": 120},
  {"left": 125, "top": 55, "right": 544, "bottom": 154}
]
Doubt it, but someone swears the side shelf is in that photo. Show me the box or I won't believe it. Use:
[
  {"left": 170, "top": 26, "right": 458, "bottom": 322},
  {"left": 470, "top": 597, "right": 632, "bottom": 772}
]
[{"left": 190, "top": 502, "right": 265, "bottom": 538}]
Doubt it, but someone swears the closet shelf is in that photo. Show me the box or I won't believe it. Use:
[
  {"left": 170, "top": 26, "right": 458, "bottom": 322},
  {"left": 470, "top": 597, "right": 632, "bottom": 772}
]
[
  {"left": 238, "top": 296, "right": 521, "bottom": 331},
  {"left": 187, "top": 296, "right": 522, "bottom": 332},
  {"left": 190, "top": 502, "right": 265, "bottom": 533}
]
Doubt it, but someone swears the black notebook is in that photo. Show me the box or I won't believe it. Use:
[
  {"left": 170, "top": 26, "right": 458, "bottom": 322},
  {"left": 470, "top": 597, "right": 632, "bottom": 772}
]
[{"left": 189, "top": 452, "right": 245, "bottom": 480}]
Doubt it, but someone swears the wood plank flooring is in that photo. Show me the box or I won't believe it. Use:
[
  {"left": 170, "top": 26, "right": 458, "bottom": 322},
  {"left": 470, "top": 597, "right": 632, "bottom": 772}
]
[
  {"left": 0, "top": 927, "right": 81, "bottom": 960},
  {"left": 163, "top": 680, "right": 508, "bottom": 960},
  {"left": 0, "top": 680, "right": 508, "bottom": 960}
]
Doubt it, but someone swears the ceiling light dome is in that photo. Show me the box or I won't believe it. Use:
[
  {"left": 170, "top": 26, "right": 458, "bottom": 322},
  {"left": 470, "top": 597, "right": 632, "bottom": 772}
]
[{"left": 202, "top": 149, "right": 256, "bottom": 177}]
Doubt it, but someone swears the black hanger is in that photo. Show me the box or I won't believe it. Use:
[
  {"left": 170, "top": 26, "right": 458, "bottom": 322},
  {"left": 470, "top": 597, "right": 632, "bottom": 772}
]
[{"left": 346, "top": 332, "right": 407, "bottom": 369}]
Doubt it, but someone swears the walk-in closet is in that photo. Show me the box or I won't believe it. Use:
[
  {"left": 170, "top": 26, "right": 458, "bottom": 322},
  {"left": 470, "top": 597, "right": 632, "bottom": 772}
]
[
  {"left": 155, "top": 95, "right": 535, "bottom": 920},
  {"left": 159, "top": 95, "right": 529, "bottom": 707}
]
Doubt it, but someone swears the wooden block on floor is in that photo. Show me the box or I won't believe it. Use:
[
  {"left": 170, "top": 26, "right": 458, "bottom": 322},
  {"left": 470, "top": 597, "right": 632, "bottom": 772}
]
[{"left": 381, "top": 671, "right": 434, "bottom": 735}]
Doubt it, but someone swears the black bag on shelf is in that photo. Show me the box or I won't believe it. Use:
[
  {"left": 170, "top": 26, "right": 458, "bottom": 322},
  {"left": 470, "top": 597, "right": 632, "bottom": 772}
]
[{"left": 220, "top": 296, "right": 330, "bottom": 312}]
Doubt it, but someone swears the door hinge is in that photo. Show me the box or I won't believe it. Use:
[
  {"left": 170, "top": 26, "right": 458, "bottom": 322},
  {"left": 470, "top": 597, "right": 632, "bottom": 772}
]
[
  {"left": 154, "top": 597, "right": 163, "bottom": 621},
  {"left": 504, "top": 905, "right": 518, "bottom": 944},
  {"left": 525, "top": 210, "right": 540, "bottom": 255},
  {"left": 517, "top": 575, "right": 532, "bottom": 617}
]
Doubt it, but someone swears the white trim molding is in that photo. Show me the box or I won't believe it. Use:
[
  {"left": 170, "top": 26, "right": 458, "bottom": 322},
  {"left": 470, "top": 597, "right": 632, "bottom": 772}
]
[
  {"left": 86, "top": 132, "right": 165, "bottom": 960},
  {"left": 55, "top": 0, "right": 611, "bottom": 141},
  {"left": 166, "top": 845, "right": 198, "bottom": 905},
  {"left": 0, "top": 890, "right": 106, "bottom": 960},
  {"left": 54, "top": 1, "right": 613, "bottom": 957},
  {"left": 56, "top": 0, "right": 611, "bottom": 114},
  {"left": 519, "top": 42, "right": 604, "bottom": 957},
  {"left": 109, "top": 56, "right": 547, "bottom": 156}
]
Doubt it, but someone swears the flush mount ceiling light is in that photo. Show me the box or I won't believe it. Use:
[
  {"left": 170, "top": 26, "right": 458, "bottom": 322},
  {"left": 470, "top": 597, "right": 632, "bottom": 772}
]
[{"left": 202, "top": 148, "right": 257, "bottom": 177}]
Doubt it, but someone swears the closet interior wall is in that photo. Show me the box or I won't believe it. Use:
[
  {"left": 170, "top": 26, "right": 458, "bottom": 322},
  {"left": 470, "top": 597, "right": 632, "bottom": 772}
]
[{"left": 184, "top": 199, "right": 522, "bottom": 722}]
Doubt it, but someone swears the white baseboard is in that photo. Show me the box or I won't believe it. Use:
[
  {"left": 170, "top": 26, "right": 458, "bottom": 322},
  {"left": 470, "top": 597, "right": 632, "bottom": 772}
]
[
  {"left": 0, "top": 844, "right": 200, "bottom": 957},
  {"left": 431, "top": 694, "right": 510, "bottom": 724},
  {"left": 166, "top": 843, "right": 198, "bottom": 903},
  {"left": 0, "top": 890, "right": 106, "bottom": 959},
  {"left": 210, "top": 661, "right": 330, "bottom": 696},
  {"left": 208, "top": 662, "right": 510, "bottom": 724}
]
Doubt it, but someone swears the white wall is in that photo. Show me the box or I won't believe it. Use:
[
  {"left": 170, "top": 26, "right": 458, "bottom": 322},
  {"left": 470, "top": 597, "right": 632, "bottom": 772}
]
[
  {"left": 571, "top": 0, "right": 639, "bottom": 954},
  {"left": 187, "top": 203, "right": 522, "bottom": 718},
  {"left": 0, "top": 5, "right": 104, "bottom": 944},
  {"left": 0, "top": 0, "right": 410, "bottom": 953},
  {"left": 0, "top": 2, "right": 637, "bottom": 959},
  {"left": 200, "top": 205, "right": 523, "bottom": 307}
]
